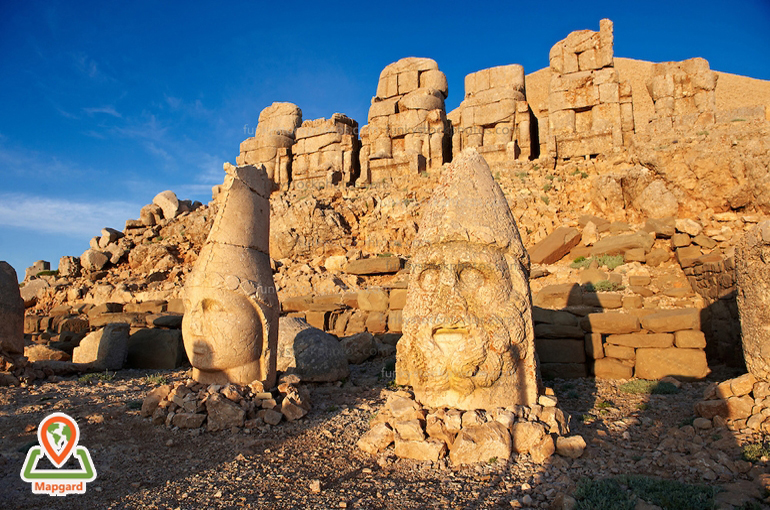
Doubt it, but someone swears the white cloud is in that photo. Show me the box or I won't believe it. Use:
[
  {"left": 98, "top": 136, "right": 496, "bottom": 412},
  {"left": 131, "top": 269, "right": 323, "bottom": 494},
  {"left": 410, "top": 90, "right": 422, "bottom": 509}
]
[
  {"left": 83, "top": 105, "right": 122, "bottom": 118},
  {"left": 0, "top": 193, "right": 140, "bottom": 238}
]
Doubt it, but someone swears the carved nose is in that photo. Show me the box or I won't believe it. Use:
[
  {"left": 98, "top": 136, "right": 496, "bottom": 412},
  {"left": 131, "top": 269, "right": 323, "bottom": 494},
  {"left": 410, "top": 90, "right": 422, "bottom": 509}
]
[{"left": 434, "top": 266, "right": 468, "bottom": 326}]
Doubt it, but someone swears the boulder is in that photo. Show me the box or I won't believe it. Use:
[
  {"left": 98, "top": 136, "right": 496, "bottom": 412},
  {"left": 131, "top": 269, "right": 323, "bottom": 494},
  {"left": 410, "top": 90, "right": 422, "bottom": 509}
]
[
  {"left": 72, "top": 323, "right": 130, "bottom": 369},
  {"left": 0, "top": 262, "right": 24, "bottom": 353},
  {"left": 357, "top": 288, "right": 389, "bottom": 311},
  {"left": 58, "top": 256, "right": 81, "bottom": 277},
  {"left": 449, "top": 421, "right": 511, "bottom": 465},
  {"left": 80, "top": 249, "right": 110, "bottom": 271},
  {"left": 126, "top": 329, "right": 187, "bottom": 369},
  {"left": 277, "top": 317, "right": 349, "bottom": 382},
  {"left": 394, "top": 438, "right": 447, "bottom": 462},
  {"left": 206, "top": 393, "right": 245, "bottom": 431},
  {"left": 152, "top": 190, "right": 181, "bottom": 220},
  {"left": 358, "top": 423, "right": 395, "bottom": 454},
  {"left": 556, "top": 435, "right": 586, "bottom": 459},
  {"left": 511, "top": 421, "right": 546, "bottom": 455},
  {"left": 19, "top": 278, "right": 49, "bottom": 307},
  {"left": 340, "top": 332, "right": 377, "bottom": 364},
  {"left": 24, "top": 344, "right": 70, "bottom": 361}
]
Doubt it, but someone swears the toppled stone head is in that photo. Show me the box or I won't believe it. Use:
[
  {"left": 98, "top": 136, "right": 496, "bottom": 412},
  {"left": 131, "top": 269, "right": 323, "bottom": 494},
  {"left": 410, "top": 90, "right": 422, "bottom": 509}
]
[
  {"left": 182, "top": 163, "right": 279, "bottom": 387},
  {"left": 396, "top": 149, "right": 540, "bottom": 410}
]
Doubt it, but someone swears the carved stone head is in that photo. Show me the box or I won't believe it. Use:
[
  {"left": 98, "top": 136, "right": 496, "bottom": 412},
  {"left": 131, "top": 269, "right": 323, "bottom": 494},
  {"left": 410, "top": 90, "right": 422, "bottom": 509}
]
[
  {"left": 396, "top": 149, "right": 540, "bottom": 410},
  {"left": 181, "top": 164, "right": 278, "bottom": 387}
]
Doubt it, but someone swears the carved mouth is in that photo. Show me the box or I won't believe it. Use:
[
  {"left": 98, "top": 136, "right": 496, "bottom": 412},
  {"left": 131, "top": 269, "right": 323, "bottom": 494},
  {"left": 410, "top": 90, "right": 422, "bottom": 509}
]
[{"left": 432, "top": 325, "right": 469, "bottom": 352}]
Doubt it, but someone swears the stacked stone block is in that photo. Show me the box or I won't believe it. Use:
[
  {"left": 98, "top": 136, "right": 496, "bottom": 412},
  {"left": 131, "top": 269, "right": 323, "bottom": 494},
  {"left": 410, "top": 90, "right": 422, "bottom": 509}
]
[
  {"left": 358, "top": 57, "right": 450, "bottom": 185},
  {"left": 237, "top": 102, "right": 302, "bottom": 189},
  {"left": 291, "top": 114, "right": 360, "bottom": 188},
  {"left": 449, "top": 64, "right": 535, "bottom": 166},
  {"left": 646, "top": 58, "right": 718, "bottom": 133},
  {"left": 545, "top": 19, "right": 634, "bottom": 160}
]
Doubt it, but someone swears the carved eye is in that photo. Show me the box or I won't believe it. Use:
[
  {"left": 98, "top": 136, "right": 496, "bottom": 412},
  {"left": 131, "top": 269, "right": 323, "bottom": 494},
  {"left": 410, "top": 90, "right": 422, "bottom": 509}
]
[
  {"left": 458, "top": 266, "right": 485, "bottom": 291},
  {"left": 418, "top": 267, "right": 440, "bottom": 292}
]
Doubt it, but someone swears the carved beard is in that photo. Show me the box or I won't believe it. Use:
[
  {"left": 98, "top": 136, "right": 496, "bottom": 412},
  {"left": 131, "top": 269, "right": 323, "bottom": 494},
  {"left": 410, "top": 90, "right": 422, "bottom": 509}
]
[{"left": 408, "top": 299, "right": 525, "bottom": 398}]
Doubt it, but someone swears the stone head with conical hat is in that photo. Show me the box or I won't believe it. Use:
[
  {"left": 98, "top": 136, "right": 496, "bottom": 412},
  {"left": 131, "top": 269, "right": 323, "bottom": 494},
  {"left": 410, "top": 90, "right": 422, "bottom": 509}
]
[
  {"left": 396, "top": 148, "right": 540, "bottom": 410},
  {"left": 182, "top": 163, "right": 279, "bottom": 387}
]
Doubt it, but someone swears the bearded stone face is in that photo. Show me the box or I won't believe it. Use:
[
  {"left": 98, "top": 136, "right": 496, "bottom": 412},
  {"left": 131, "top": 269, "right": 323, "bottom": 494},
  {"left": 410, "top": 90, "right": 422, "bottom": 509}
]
[{"left": 396, "top": 241, "right": 537, "bottom": 410}]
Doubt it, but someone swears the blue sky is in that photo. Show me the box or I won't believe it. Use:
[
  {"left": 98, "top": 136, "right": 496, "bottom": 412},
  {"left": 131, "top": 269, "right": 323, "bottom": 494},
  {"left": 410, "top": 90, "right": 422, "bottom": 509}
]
[{"left": 1, "top": 0, "right": 769, "bottom": 280}]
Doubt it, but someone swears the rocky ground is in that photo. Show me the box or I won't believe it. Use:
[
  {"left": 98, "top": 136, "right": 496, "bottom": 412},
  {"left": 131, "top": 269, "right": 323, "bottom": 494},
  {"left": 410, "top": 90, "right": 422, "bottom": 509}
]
[{"left": 2, "top": 358, "right": 768, "bottom": 509}]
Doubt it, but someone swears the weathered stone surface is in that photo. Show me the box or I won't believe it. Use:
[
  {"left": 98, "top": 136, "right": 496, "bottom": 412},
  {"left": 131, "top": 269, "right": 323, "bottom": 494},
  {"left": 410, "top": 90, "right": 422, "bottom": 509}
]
[
  {"left": 449, "top": 422, "right": 511, "bottom": 466},
  {"left": 153, "top": 190, "right": 181, "bottom": 220},
  {"left": 281, "top": 399, "right": 308, "bottom": 421},
  {"left": 674, "top": 330, "right": 707, "bottom": 348},
  {"left": 127, "top": 329, "right": 187, "bottom": 369},
  {"left": 594, "top": 357, "right": 633, "bottom": 379},
  {"left": 182, "top": 164, "right": 278, "bottom": 387},
  {"left": 141, "top": 385, "right": 171, "bottom": 417},
  {"left": 534, "top": 284, "right": 583, "bottom": 309},
  {"left": 357, "top": 288, "right": 389, "bottom": 311},
  {"left": 590, "top": 232, "right": 655, "bottom": 256},
  {"left": 172, "top": 413, "right": 207, "bottom": 429},
  {"left": 529, "top": 433, "right": 556, "bottom": 463},
  {"left": 358, "top": 423, "right": 395, "bottom": 455},
  {"left": 344, "top": 257, "right": 401, "bottom": 275},
  {"left": 0, "top": 262, "right": 24, "bottom": 354},
  {"left": 72, "top": 323, "right": 129, "bottom": 370},
  {"left": 640, "top": 309, "right": 700, "bottom": 333},
  {"left": 695, "top": 399, "right": 728, "bottom": 419},
  {"left": 736, "top": 220, "right": 770, "bottom": 381},
  {"left": 635, "top": 348, "right": 710, "bottom": 380},
  {"left": 605, "top": 333, "right": 674, "bottom": 348},
  {"left": 529, "top": 227, "right": 581, "bottom": 265},
  {"left": 80, "top": 249, "right": 110, "bottom": 271},
  {"left": 581, "top": 313, "right": 641, "bottom": 334},
  {"left": 396, "top": 150, "right": 539, "bottom": 410},
  {"left": 395, "top": 438, "right": 447, "bottom": 462},
  {"left": 556, "top": 435, "right": 586, "bottom": 459},
  {"left": 511, "top": 421, "right": 545, "bottom": 455},
  {"left": 340, "top": 332, "right": 377, "bottom": 364},
  {"left": 206, "top": 393, "right": 245, "bottom": 431},
  {"left": 536, "top": 339, "right": 586, "bottom": 363},
  {"left": 277, "top": 317, "right": 349, "bottom": 382},
  {"left": 24, "top": 344, "right": 70, "bottom": 362}
]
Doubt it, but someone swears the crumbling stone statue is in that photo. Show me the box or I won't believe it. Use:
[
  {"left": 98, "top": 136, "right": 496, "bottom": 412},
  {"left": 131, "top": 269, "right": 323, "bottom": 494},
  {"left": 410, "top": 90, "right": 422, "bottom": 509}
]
[
  {"left": 395, "top": 149, "right": 540, "bottom": 410},
  {"left": 736, "top": 220, "right": 770, "bottom": 381},
  {"left": 182, "top": 163, "right": 279, "bottom": 387}
]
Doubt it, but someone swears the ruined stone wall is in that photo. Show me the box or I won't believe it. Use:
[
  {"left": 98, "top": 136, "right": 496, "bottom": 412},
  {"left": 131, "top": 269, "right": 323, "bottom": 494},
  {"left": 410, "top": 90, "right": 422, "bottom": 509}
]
[
  {"left": 358, "top": 57, "right": 450, "bottom": 185},
  {"left": 646, "top": 58, "right": 718, "bottom": 135},
  {"left": 237, "top": 102, "right": 302, "bottom": 190},
  {"left": 449, "top": 64, "right": 536, "bottom": 167},
  {"left": 292, "top": 114, "right": 359, "bottom": 188},
  {"left": 545, "top": 19, "right": 634, "bottom": 160}
]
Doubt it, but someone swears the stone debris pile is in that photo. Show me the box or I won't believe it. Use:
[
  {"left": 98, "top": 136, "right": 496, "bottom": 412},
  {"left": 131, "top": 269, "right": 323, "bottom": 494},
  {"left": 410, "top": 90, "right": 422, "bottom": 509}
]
[
  {"left": 358, "top": 390, "right": 585, "bottom": 466},
  {"left": 696, "top": 373, "right": 770, "bottom": 434},
  {"left": 141, "top": 374, "right": 311, "bottom": 432}
]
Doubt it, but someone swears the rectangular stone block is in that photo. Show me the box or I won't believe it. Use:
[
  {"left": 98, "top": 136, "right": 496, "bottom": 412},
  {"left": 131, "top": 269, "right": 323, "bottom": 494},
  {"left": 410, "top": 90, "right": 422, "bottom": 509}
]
[
  {"left": 529, "top": 226, "right": 582, "bottom": 265},
  {"left": 635, "top": 348, "right": 710, "bottom": 380},
  {"left": 536, "top": 339, "right": 586, "bottom": 363},
  {"left": 606, "top": 333, "right": 674, "bottom": 348},
  {"left": 389, "top": 289, "right": 407, "bottom": 310},
  {"left": 594, "top": 357, "right": 633, "bottom": 379},
  {"left": 582, "top": 293, "right": 623, "bottom": 309},
  {"left": 345, "top": 257, "right": 401, "bottom": 275},
  {"left": 533, "top": 284, "right": 583, "bottom": 309},
  {"left": 604, "top": 344, "right": 635, "bottom": 360},
  {"left": 585, "top": 333, "right": 604, "bottom": 359},
  {"left": 398, "top": 71, "right": 419, "bottom": 95},
  {"left": 674, "top": 330, "right": 707, "bottom": 348},
  {"left": 581, "top": 313, "right": 641, "bottom": 334},
  {"left": 640, "top": 309, "right": 700, "bottom": 333}
]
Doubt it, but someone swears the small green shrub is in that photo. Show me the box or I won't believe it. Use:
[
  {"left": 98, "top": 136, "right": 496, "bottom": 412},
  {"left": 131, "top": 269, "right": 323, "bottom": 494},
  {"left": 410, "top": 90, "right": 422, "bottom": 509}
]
[
  {"left": 732, "top": 118, "right": 746, "bottom": 122},
  {"left": 595, "top": 254, "right": 624, "bottom": 270},
  {"left": 584, "top": 280, "right": 625, "bottom": 292},
  {"left": 126, "top": 400, "right": 143, "bottom": 410},
  {"left": 570, "top": 256, "right": 592, "bottom": 269},
  {"left": 742, "top": 442, "right": 770, "bottom": 462},
  {"left": 79, "top": 371, "right": 115, "bottom": 384},
  {"left": 543, "top": 183, "right": 553, "bottom": 192},
  {"left": 143, "top": 373, "right": 168, "bottom": 386},
  {"left": 487, "top": 456, "right": 498, "bottom": 465},
  {"left": 540, "top": 195, "right": 550, "bottom": 205},
  {"left": 516, "top": 171, "right": 528, "bottom": 179},
  {"left": 619, "top": 379, "right": 679, "bottom": 395},
  {"left": 545, "top": 174, "right": 555, "bottom": 181},
  {"left": 580, "top": 171, "right": 589, "bottom": 179},
  {"left": 696, "top": 130, "right": 709, "bottom": 136},
  {"left": 595, "top": 401, "right": 613, "bottom": 410},
  {"left": 574, "top": 475, "right": 718, "bottom": 510},
  {"left": 36, "top": 270, "right": 59, "bottom": 277}
]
